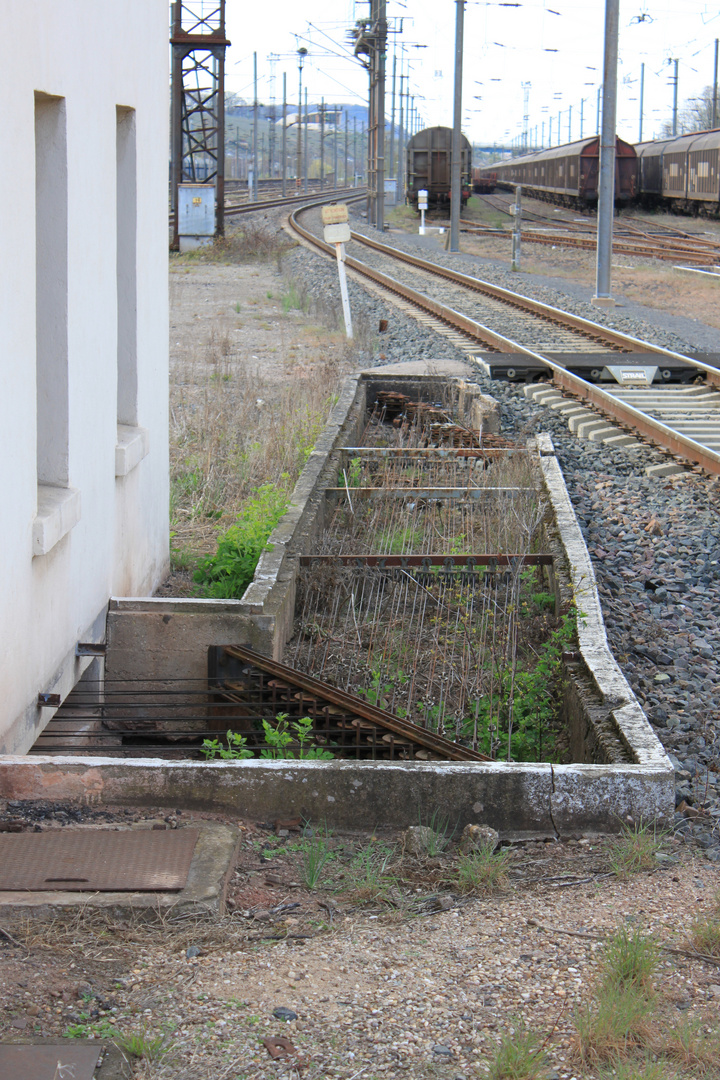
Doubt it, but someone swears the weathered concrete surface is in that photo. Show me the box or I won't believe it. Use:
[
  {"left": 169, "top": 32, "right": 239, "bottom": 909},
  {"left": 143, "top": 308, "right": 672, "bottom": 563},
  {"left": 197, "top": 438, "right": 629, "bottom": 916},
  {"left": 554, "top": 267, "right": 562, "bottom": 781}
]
[
  {"left": 0, "top": 821, "right": 238, "bottom": 919},
  {"left": 0, "top": 755, "right": 672, "bottom": 835}
]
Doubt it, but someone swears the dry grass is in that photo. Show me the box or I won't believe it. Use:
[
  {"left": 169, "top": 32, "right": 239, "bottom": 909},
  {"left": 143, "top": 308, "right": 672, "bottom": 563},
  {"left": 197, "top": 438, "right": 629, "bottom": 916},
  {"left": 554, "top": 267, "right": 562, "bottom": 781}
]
[
  {"left": 687, "top": 892, "right": 720, "bottom": 958},
  {"left": 169, "top": 324, "right": 352, "bottom": 574}
]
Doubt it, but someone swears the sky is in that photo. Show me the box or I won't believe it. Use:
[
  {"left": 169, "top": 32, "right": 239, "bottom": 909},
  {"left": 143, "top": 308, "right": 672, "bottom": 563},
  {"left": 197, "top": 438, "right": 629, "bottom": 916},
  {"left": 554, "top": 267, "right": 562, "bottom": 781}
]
[{"left": 223, "top": 1, "right": 720, "bottom": 147}]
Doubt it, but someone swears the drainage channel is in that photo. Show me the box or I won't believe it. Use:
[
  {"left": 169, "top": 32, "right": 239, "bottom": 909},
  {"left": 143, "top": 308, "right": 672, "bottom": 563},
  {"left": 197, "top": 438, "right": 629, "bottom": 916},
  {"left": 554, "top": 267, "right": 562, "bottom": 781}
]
[{"left": 12, "top": 370, "right": 672, "bottom": 834}]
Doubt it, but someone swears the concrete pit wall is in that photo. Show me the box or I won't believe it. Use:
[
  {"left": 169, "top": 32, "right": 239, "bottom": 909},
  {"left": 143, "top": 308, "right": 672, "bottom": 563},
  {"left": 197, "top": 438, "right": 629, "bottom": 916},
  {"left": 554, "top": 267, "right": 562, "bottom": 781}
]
[{"left": 1, "top": 373, "right": 674, "bottom": 834}]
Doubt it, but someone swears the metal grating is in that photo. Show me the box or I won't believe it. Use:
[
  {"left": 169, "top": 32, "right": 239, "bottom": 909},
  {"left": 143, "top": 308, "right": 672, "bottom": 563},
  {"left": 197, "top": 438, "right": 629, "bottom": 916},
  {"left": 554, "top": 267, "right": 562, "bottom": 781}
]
[
  {"left": 0, "top": 1044, "right": 101, "bottom": 1080},
  {"left": 0, "top": 829, "right": 199, "bottom": 892}
]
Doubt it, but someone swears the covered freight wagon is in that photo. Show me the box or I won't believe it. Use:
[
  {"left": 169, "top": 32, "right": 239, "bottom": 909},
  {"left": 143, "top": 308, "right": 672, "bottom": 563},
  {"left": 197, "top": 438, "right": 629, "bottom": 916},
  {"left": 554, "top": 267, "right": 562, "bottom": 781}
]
[
  {"left": 479, "top": 136, "right": 636, "bottom": 209},
  {"left": 406, "top": 126, "right": 472, "bottom": 209}
]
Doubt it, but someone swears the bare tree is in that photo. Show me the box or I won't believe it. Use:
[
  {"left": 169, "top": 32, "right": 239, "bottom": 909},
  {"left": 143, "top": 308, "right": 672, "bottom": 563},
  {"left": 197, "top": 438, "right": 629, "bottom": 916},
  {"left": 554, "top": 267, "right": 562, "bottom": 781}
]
[{"left": 660, "top": 85, "right": 718, "bottom": 137}]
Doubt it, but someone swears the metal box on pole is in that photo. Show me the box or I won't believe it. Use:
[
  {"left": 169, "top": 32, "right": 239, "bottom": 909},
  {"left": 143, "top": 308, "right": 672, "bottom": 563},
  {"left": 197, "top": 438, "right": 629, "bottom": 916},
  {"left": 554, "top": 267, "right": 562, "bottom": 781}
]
[{"left": 178, "top": 184, "right": 216, "bottom": 253}]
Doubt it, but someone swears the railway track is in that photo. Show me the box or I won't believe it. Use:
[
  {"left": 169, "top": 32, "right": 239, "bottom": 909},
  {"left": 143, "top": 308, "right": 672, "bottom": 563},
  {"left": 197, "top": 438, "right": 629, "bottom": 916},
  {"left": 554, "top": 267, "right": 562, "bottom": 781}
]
[
  {"left": 169, "top": 185, "right": 362, "bottom": 231},
  {"left": 288, "top": 204, "right": 720, "bottom": 476},
  {"left": 468, "top": 192, "right": 720, "bottom": 265}
]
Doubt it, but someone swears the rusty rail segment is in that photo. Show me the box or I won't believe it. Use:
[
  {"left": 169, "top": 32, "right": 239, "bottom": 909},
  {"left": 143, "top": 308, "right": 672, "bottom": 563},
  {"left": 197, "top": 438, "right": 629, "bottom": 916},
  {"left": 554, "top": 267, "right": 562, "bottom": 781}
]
[
  {"left": 220, "top": 645, "right": 489, "bottom": 762},
  {"left": 289, "top": 206, "right": 720, "bottom": 475}
]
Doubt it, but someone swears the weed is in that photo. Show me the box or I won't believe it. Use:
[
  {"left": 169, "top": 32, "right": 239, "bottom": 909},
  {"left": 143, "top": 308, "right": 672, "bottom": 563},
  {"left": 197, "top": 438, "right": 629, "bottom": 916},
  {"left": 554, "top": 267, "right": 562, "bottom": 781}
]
[
  {"left": 598, "top": 1055, "right": 679, "bottom": 1079},
  {"left": 260, "top": 714, "right": 334, "bottom": 760},
  {"left": 688, "top": 892, "right": 720, "bottom": 956},
  {"left": 282, "top": 283, "right": 308, "bottom": 312},
  {"left": 300, "top": 824, "right": 335, "bottom": 889},
  {"left": 662, "top": 1016, "right": 720, "bottom": 1076},
  {"left": 486, "top": 1017, "right": 548, "bottom": 1080},
  {"left": 607, "top": 820, "right": 666, "bottom": 879},
  {"left": 115, "top": 1026, "right": 169, "bottom": 1062},
  {"left": 234, "top": 301, "right": 241, "bottom": 312},
  {"left": 574, "top": 984, "right": 657, "bottom": 1065},
  {"left": 193, "top": 483, "right": 288, "bottom": 599},
  {"left": 345, "top": 842, "right": 397, "bottom": 903},
  {"left": 600, "top": 926, "right": 659, "bottom": 993},
  {"left": 63, "top": 1016, "right": 117, "bottom": 1040},
  {"left": 416, "top": 808, "right": 454, "bottom": 856},
  {"left": 200, "top": 729, "right": 254, "bottom": 760},
  {"left": 455, "top": 845, "right": 511, "bottom": 895}
]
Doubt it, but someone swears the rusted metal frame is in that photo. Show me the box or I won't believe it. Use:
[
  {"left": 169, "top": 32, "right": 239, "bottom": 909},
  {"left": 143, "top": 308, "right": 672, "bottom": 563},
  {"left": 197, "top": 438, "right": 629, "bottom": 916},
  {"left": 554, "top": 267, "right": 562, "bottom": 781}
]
[
  {"left": 341, "top": 446, "right": 525, "bottom": 457},
  {"left": 221, "top": 644, "right": 488, "bottom": 761},
  {"left": 299, "top": 554, "right": 553, "bottom": 566},
  {"left": 349, "top": 230, "right": 720, "bottom": 364},
  {"left": 325, "top": 486, "right": 531, "bottom": 499},
  {"left": 550, "top": 369, "right": 720, "bottom": 475}
]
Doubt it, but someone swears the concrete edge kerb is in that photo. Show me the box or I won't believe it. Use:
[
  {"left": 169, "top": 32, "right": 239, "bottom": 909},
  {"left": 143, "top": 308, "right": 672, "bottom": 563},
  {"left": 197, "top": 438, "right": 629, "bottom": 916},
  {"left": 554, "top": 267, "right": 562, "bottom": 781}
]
[{"left": 539, "top": 453, "right": 671, "bottom": 773}]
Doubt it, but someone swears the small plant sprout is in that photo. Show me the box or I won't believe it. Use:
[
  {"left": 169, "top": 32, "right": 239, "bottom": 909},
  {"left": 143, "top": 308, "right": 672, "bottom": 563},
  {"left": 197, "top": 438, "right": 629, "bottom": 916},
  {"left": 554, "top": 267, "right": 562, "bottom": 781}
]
[
  {"left": 607, "top": 820, "right": 667, "bottom": 879},
  {"left": 299, "top": 822, "right": 334, "bottom": 889},
  {"left": 260, "top": 714, "right": 334, "bottom": 760},
  {"left": 115, "top": 1025, "right": 169, "bottom": 1062},
  {"left": 486, "top": 1016, "right": 549, "bottom": 1080},
  {"left": 200, "top": 729, "right": 253, "bottom": 760}
]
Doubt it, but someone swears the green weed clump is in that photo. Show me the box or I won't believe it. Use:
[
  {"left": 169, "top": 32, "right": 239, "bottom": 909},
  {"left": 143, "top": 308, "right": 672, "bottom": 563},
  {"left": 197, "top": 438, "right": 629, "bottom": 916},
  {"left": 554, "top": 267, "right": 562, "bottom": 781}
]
[
  {"left": 115, "top": 1026, "right": 169, "bottom": 1062},
  {"left": 486, "top": 1017, "right": 548, "bottom": 1080},
  {"left": 455, "top": 845, "right": 511, "bottom": 896},
  {"left": 600, "top": 926, "right": 659, "bottom": 993},
  {"left": 345, "top": 842, "right": 397, "bottom": 903},
  {"left": 574, "top": 927, "right": 659, "bottom": 1067},
  {"left": 607, "top": 820, "right": 666, "bottom": 880},
  {"left": 299, "top": 823, "right": 335, "bottom": 890},
  {"left": 193, "top": 483, "right": 288, "bottom": 599}
]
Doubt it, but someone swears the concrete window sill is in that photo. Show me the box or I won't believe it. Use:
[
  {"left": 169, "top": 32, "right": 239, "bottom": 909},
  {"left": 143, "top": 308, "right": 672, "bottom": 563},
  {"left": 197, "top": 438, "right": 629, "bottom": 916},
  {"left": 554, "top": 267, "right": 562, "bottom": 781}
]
[
  {"left": 33, "top": 484, "right": 81, "bottom": 556},
  {"left": 115, "top": 424, "right": 149, "bottom": 477}
]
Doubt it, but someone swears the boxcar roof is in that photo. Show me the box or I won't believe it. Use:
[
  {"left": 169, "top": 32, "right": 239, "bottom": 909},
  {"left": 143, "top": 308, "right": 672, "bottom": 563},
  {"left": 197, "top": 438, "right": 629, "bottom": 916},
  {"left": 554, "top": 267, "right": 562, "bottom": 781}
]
[{"left": 487, "top": 136, "right": 634, "bottom": 170}]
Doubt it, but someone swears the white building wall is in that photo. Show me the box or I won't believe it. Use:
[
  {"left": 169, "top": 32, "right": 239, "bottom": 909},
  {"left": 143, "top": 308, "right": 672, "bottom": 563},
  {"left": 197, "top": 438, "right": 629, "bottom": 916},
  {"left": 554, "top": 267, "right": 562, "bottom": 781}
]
[{"left": 0, "top": 1, "right": 169, "bottom": 751}]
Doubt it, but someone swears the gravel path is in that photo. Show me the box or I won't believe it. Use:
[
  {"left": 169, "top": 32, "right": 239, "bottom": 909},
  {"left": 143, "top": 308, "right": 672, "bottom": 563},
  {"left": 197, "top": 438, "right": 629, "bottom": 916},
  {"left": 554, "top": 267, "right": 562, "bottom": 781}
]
[{"left": 283, "top": 209, "right": 720, "bottom": 856}]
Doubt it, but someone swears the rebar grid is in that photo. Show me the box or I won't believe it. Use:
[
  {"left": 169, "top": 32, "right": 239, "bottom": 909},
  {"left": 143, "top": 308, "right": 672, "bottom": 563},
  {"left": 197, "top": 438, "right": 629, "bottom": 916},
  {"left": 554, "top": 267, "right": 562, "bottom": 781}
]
[{"left": 290, "top": 395, "right": 557, "bottom": 756}]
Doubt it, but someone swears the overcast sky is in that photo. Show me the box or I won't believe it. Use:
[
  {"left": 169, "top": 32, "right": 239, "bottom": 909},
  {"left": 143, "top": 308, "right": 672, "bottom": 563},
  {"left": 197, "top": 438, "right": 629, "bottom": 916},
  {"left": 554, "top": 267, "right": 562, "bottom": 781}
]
[{"left": 224, "top": 1, "right": 720, "bottom": 146}]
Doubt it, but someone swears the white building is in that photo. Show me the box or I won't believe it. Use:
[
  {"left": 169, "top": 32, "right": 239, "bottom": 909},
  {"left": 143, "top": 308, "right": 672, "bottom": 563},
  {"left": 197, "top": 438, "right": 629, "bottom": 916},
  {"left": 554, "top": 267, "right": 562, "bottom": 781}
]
[{"left": 0, "top": 1, "right": 170, "bottom": 752}]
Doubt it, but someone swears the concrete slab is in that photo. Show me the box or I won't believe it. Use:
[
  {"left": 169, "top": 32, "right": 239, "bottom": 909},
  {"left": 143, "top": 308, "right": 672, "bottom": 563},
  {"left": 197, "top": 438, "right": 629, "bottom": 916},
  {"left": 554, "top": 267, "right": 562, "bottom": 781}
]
[
  {"left": 0, "top": 821, "right": 238, "bottom": 920},
  {"left": 0, "top": 1040, "right": 128, "bottom": 1080},
  {"left": 360, "top": 358, "right": 473, "bottom": 378}
]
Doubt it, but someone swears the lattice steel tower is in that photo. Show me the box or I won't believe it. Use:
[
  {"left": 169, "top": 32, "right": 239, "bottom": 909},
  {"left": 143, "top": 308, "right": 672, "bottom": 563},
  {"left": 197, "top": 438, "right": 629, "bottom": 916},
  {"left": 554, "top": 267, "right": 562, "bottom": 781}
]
[{"left": 170, "top": 1, "right": 230, "bottom": 248}]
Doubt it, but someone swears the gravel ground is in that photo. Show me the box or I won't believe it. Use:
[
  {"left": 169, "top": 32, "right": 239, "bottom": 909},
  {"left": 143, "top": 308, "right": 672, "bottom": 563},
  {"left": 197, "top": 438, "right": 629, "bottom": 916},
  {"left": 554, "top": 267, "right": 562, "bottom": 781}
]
[{"left": 284, "top": 206, "right": 720, "bottom": 853}]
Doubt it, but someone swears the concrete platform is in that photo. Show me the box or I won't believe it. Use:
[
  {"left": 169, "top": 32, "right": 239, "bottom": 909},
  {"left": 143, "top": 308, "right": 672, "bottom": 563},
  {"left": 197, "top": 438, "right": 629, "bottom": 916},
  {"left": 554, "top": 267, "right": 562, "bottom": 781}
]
[{"left": 0, "top": 820, "right": 238, "bottom": 919}]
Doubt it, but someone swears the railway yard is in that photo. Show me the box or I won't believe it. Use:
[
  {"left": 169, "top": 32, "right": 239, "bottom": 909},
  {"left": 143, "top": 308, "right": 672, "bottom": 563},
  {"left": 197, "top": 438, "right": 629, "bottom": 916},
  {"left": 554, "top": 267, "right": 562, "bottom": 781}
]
[{"left": 3, "top": 194, "right": 720, "bottom": 1078}]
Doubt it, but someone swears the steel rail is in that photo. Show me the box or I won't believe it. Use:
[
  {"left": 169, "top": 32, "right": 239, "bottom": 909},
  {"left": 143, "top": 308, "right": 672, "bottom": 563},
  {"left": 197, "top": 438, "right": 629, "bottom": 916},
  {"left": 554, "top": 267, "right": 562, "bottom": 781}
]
[
  {"left": 348, "top": 229, "right": 720, "bottom": 372},
  {"left": 460, "top": 227, "right": 719, "bottom": 265},
  {"left": 221, "top": 644, "right": 488, "bottom": 762},
  {"left": 290, "top": 206, "right": 720, "bottom": 474},
  {"left": 169, "top": 186, "right": 365, "bottom": 229}
]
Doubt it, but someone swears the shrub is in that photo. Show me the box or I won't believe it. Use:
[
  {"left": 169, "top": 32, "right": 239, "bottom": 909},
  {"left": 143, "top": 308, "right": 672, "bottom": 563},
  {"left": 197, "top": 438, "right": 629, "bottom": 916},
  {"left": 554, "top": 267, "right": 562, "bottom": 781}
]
[{"left": 193, "top": 483, "right": 288, "bottom": 599}]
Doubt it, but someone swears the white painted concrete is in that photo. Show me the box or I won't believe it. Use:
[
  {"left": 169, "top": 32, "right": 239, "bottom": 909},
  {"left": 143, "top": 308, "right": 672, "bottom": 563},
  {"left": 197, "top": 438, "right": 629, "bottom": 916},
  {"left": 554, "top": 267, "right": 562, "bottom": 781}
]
[{"left": 0, "top": 1, "right": 169, "bottom": 752}]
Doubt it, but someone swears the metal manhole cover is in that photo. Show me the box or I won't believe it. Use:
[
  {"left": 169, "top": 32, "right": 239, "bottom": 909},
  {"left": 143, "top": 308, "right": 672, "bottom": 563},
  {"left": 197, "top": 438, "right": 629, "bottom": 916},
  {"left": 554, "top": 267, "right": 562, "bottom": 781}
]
[
  {"left": 0, "top": 829, "right": 199, "bottom": 891},
  {"left": 0, "top": 1043, "right": 101, "bottom": 1079}
]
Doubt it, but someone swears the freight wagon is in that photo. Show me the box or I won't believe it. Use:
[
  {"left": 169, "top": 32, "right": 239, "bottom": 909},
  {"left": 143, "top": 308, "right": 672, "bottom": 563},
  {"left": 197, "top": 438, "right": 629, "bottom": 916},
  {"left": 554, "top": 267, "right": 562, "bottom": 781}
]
[
  {"left": 478, "top": 136, "right": 637, "bottom": 210},
  {"left": 406, "top": 126, "right": 472, "bottom": 210},
  {"left": 636, "top": 130, "right": 720, "bottom": 214}
]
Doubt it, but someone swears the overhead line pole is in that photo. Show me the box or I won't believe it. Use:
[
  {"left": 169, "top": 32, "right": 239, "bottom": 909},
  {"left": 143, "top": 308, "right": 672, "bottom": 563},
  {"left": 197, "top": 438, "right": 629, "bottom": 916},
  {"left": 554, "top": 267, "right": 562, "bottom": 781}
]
[
  {"left": 593, "top": 0, "right": 619, "bottom": 307},
  {"left": 282, "top": 73, "right": 287, "bottom": 196},
  {"left": 713, "top": 39, "right": 718, "bottom": 129},
  {"left": 450, "top": 0, "right": 465, "bottom": 253}
]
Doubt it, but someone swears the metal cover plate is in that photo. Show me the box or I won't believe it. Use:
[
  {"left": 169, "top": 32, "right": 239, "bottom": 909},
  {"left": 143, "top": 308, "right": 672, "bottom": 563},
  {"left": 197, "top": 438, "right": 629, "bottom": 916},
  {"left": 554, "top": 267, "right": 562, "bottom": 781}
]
[
  {"left": 0, "top": 1043, "right": 101, "bottom": 1079},
  {"left": 0, "top": 829, "right": 199, "bottom": 892}
]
